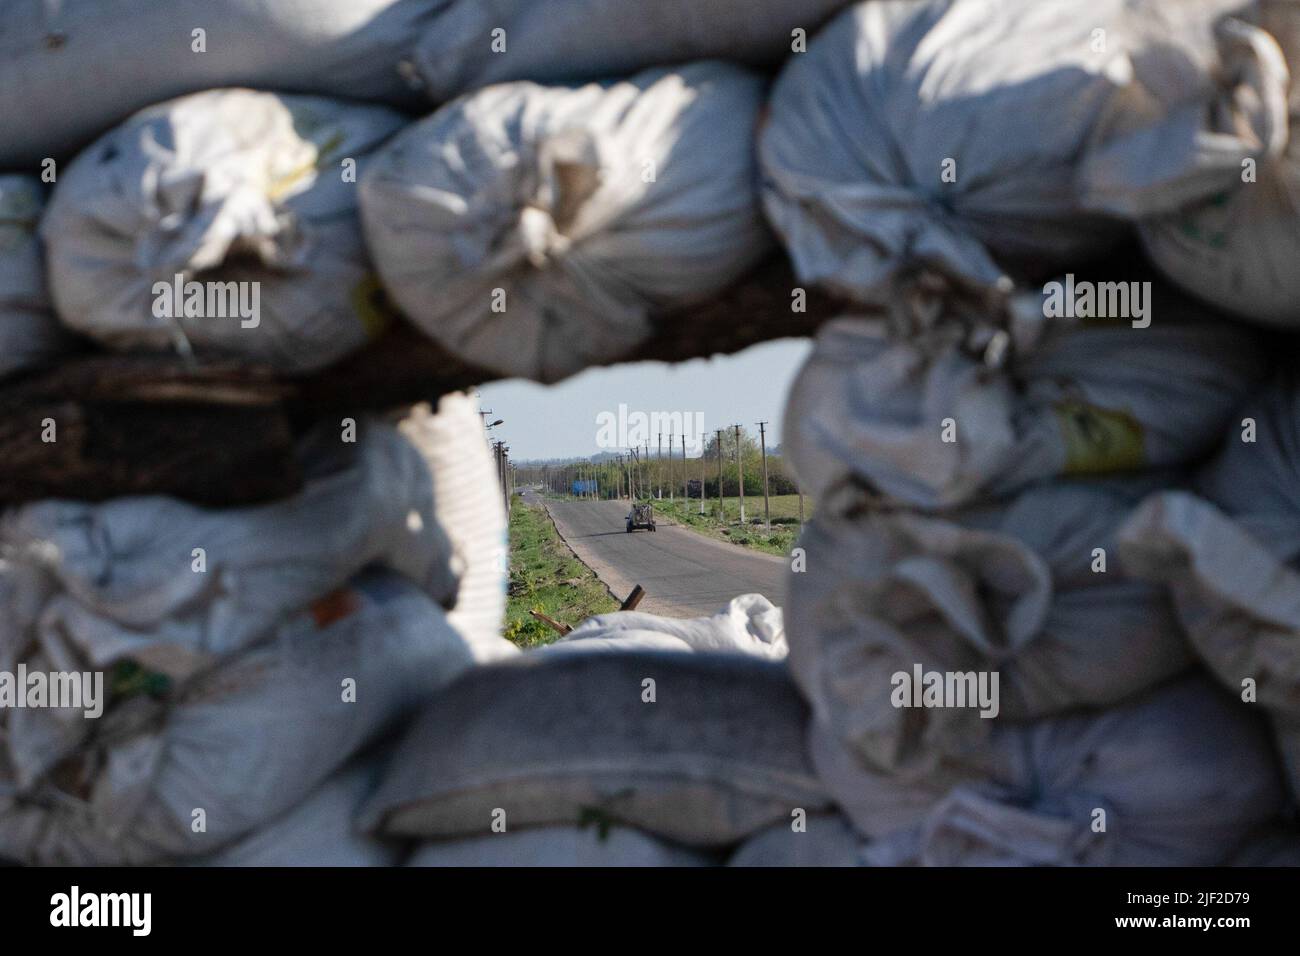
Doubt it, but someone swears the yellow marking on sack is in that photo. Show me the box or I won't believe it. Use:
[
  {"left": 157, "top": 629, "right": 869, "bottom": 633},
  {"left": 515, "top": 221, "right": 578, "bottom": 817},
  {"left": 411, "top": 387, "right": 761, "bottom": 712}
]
[
  {"left": 1055, "top": 399, "right": 1145, "bottom": 475},
  {"left": 351, "top": 274, "right": 396, "bottom": 339},
  {"left": 266, "top": 129, "right": 347, "bottom": 202}
]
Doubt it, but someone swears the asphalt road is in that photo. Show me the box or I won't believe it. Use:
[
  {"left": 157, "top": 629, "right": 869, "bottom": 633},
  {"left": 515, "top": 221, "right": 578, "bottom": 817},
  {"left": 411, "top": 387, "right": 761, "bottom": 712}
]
[{"left": 532, "top": 493, "right": 789, "bottom": 618}]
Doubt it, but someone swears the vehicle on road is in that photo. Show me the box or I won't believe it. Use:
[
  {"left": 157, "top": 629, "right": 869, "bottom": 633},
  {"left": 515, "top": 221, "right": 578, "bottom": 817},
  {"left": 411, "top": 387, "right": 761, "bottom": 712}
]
[{"left": 626, "top": 502, "right": 657, "bottom": 533}]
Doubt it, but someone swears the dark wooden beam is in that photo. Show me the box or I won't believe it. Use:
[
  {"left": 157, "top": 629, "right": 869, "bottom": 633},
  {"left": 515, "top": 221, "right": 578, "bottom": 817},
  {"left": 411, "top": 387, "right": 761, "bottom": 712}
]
[{"left": 0, "top": 255, "right": 844, "bottom": 506}]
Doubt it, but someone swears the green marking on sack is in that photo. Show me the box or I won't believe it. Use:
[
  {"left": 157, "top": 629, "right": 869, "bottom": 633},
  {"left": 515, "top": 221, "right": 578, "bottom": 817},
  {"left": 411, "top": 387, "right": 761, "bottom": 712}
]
[
  {"left": 1055, "top": 399, "right": 1145, "bottom": 475},
  {"left": 108, "top": 660, "right": 172, "bottom": 700},
  {"left": 577, "top": 806, "right": 617, "bottom": 841}
]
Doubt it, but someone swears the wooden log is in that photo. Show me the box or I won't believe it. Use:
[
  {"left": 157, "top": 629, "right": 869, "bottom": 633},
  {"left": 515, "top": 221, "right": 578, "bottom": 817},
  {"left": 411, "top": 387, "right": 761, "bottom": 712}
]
[
  {"left": 0, "top": 358, "right": 299, "bottom": 505},
  {"left": 0, "top": 255, "right": 845, "bottom": 506}
]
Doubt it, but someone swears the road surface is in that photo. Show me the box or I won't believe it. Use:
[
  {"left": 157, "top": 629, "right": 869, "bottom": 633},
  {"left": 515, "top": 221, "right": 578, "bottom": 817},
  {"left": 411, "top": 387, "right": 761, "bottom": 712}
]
[{"left": 529, "top": 492, "right": 789, "bottom": 618}]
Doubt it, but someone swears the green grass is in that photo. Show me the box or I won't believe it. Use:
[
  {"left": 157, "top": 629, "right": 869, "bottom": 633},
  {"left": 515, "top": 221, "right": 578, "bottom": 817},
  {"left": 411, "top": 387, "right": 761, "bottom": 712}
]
[
  {"left": 649, "top": 493, "right": 808, "bottom": 557},
  {"left": 504, "top": 498, "right": 619, "bottom": 649}
]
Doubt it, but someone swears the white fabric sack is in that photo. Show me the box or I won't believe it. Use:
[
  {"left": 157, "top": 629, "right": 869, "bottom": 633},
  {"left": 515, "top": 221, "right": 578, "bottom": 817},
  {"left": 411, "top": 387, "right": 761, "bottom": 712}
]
[
  {"left": 787, "top": 477, "right": 1191, "bottom": 790},
  {"left": 0, "top": 421, "right": 459, "bottom": 691},
  {"left": 0, "top": 570, "right": 481, "bottom": 865},
  {"left": 1117, "top": 375, "right": 1300, "bottom": 797},
  {"left": 41, "top": 89, "right": 405, "bottom": 372},
  {"left": 409, "top": 0, "right": 850, "bottom": 101},
  {"left": 399, "top": 394, "right": 512, "bottom": 654},
  {"left": 0, "top": 0, "right": 441, "bottom": 167},
  {"left": 194, "top": 755, "right": 400, "bottom": 867},
  {"left": 360, "top": 62, "right": 772, "bottom": 382},
  {"left": 1195, "top": 369, "right": 1300, "bottom": 559},
  {"left": 1141, "top": 1, "right": 1300, "bottom": 327},
  {"left": 836, "top": 677, "right": 1286, "bottom": 864},
  {"left": 362, "top": 652, "right": 831, "bottom": 846},
  {"left": 548, "top": 593, "right": 787, "bottom": 659},
  {"left": 1119, "top": 492, "right": 1300, "bottom": 717},
  {"left": 784, "top": 292, "right": 1263, "bottom": 511},
  {"left": 727, "top": 813, "right": 862, "bottom": 867},
  {"left": 0, "top": 176, "right": 66, "bottom": 379},
  {"left": 1122, "top": 490, "right": 1300, "bottom": 795},
  {"left": 760, "top": 0, "right": 1282, "bottom": 305},
  {"left": 407, "top": 825, "right": 714, "bottom": 867}
]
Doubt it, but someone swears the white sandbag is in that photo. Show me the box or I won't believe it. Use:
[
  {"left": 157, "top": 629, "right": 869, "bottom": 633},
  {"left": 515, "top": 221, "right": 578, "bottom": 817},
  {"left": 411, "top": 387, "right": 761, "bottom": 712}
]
[
  {"left": 360, "top": 62, "right": 772, "bottom": 382},
  {"left": 193, "top": 755, "right": 400, "bottom": 867},
  {"left": 399, "top": 394, "right": 512, "bottom": 654},
  {"left": 787, "top": 477, "right": 1191, "bottom": 791},
  {"left": 1141, "top": 0, "right": 1300, "bottom": 327},
  {"left": 1120, "top": 493, "right": 1300, "bottom": 798},
  {"left": 549, "top": 593, "right": 787, "bottom": 659},
  {"left": 727, "top": 813, "right": 862, "bottom": 867},
  {"left": 0, "top": 420, "right": 459, "bottom": 690},
  {"left": 1194, "top": 371, "right": 1300, "bottom": 560},
  {"left": 783, "top": 287, "right": 1264, "bottom": 511},
  {"left": 0, "top": 570, "right": 481, "bottom": 865},
  {"left": 409, "top": 0, "right": 851, "bottom": 101},
  {"left": 837, "top": 678, "right": 1286, "bottom": 864},
  {"left": 760, "top": 0, "right": 1281, "bottom": 305},
  {"left": 810, "top": 722, "right": 1001, "bottom": 844},
  {"left": 362, "top": 652, "right": 831, "bottom": 846},
  {"left": 41, "top": 89, "right": 405, "bottom": 372},
  {"left": 0, "top": 175, "right": 66, "bottom": 379},
  {"left": 1117, "top": 374, "right": 1300, "bottom": 796},
  {"left": 1118, "top": 492, "right": 1300, "bottom": 714},
  {"left": 0, "top": 0, "right": 441, "bottom": 168},
  {"left": 407, "top": 825, "right": 714, "bottom": 867}
]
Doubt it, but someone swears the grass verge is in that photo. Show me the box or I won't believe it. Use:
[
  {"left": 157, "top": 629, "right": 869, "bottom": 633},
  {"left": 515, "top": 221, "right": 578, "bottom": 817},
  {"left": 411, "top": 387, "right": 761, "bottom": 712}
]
[
  {"left": 649, "top": 494, "right": 807, "bottom": 557},
  {"left": 504, "top": 497, "right": 619, "bottom": 648}
]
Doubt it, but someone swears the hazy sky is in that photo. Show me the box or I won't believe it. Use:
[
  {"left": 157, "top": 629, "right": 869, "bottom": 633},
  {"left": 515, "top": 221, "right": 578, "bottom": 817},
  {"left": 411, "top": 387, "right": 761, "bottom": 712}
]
[{"left": 478, "top": 337, "right": 812, "bottom": 460}]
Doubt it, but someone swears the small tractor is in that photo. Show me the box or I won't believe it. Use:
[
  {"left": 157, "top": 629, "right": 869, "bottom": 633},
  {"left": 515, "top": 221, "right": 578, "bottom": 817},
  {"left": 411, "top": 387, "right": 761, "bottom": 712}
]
[{"left": 626, "top": 502, "right": 657, "bottom": 532}]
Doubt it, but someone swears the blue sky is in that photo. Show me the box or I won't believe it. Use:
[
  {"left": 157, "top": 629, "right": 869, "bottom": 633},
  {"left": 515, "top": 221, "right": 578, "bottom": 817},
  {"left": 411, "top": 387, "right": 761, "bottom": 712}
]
[{"left": 477, "top": 337, "right": 812, "bottom": 460}]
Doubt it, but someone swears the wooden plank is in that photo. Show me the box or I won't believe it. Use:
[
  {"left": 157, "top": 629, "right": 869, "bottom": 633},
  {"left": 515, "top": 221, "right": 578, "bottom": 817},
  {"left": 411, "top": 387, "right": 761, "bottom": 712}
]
[
  {"left": 619, "top": 585, "right": 646, "bottom": 612},
  {"left": 528, "top": 609, "right": 573, "bottom": 637}
]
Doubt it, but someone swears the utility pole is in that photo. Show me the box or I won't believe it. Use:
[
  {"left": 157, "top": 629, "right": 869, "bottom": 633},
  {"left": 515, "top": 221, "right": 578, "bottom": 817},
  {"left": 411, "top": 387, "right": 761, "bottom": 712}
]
[
  {"left": 503, "top": 447, "right": 511, "bottom": 514},
  {"left": 656, "top": 432, "right": 662, "bottom": 499},
  {"left": 716, "top": 429, "right": 725, "bottom": 522},
  {"left": 492, "top": 440, "right": 510, "bottom": 514},
  {"left": 757, "top": 421, "right": 771, "bottom": 531},
  {"left": 668, "top": 431, "right": 674, "bottom": 502},
  {"left": 733, "top": 424, "right": 746, "bottom": 525},
  {"left": 681, "top": 434, "right": 687, "bottom": 502},
  {"left": 699, "top": 437, "right": 706, "bottom": 515}
]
